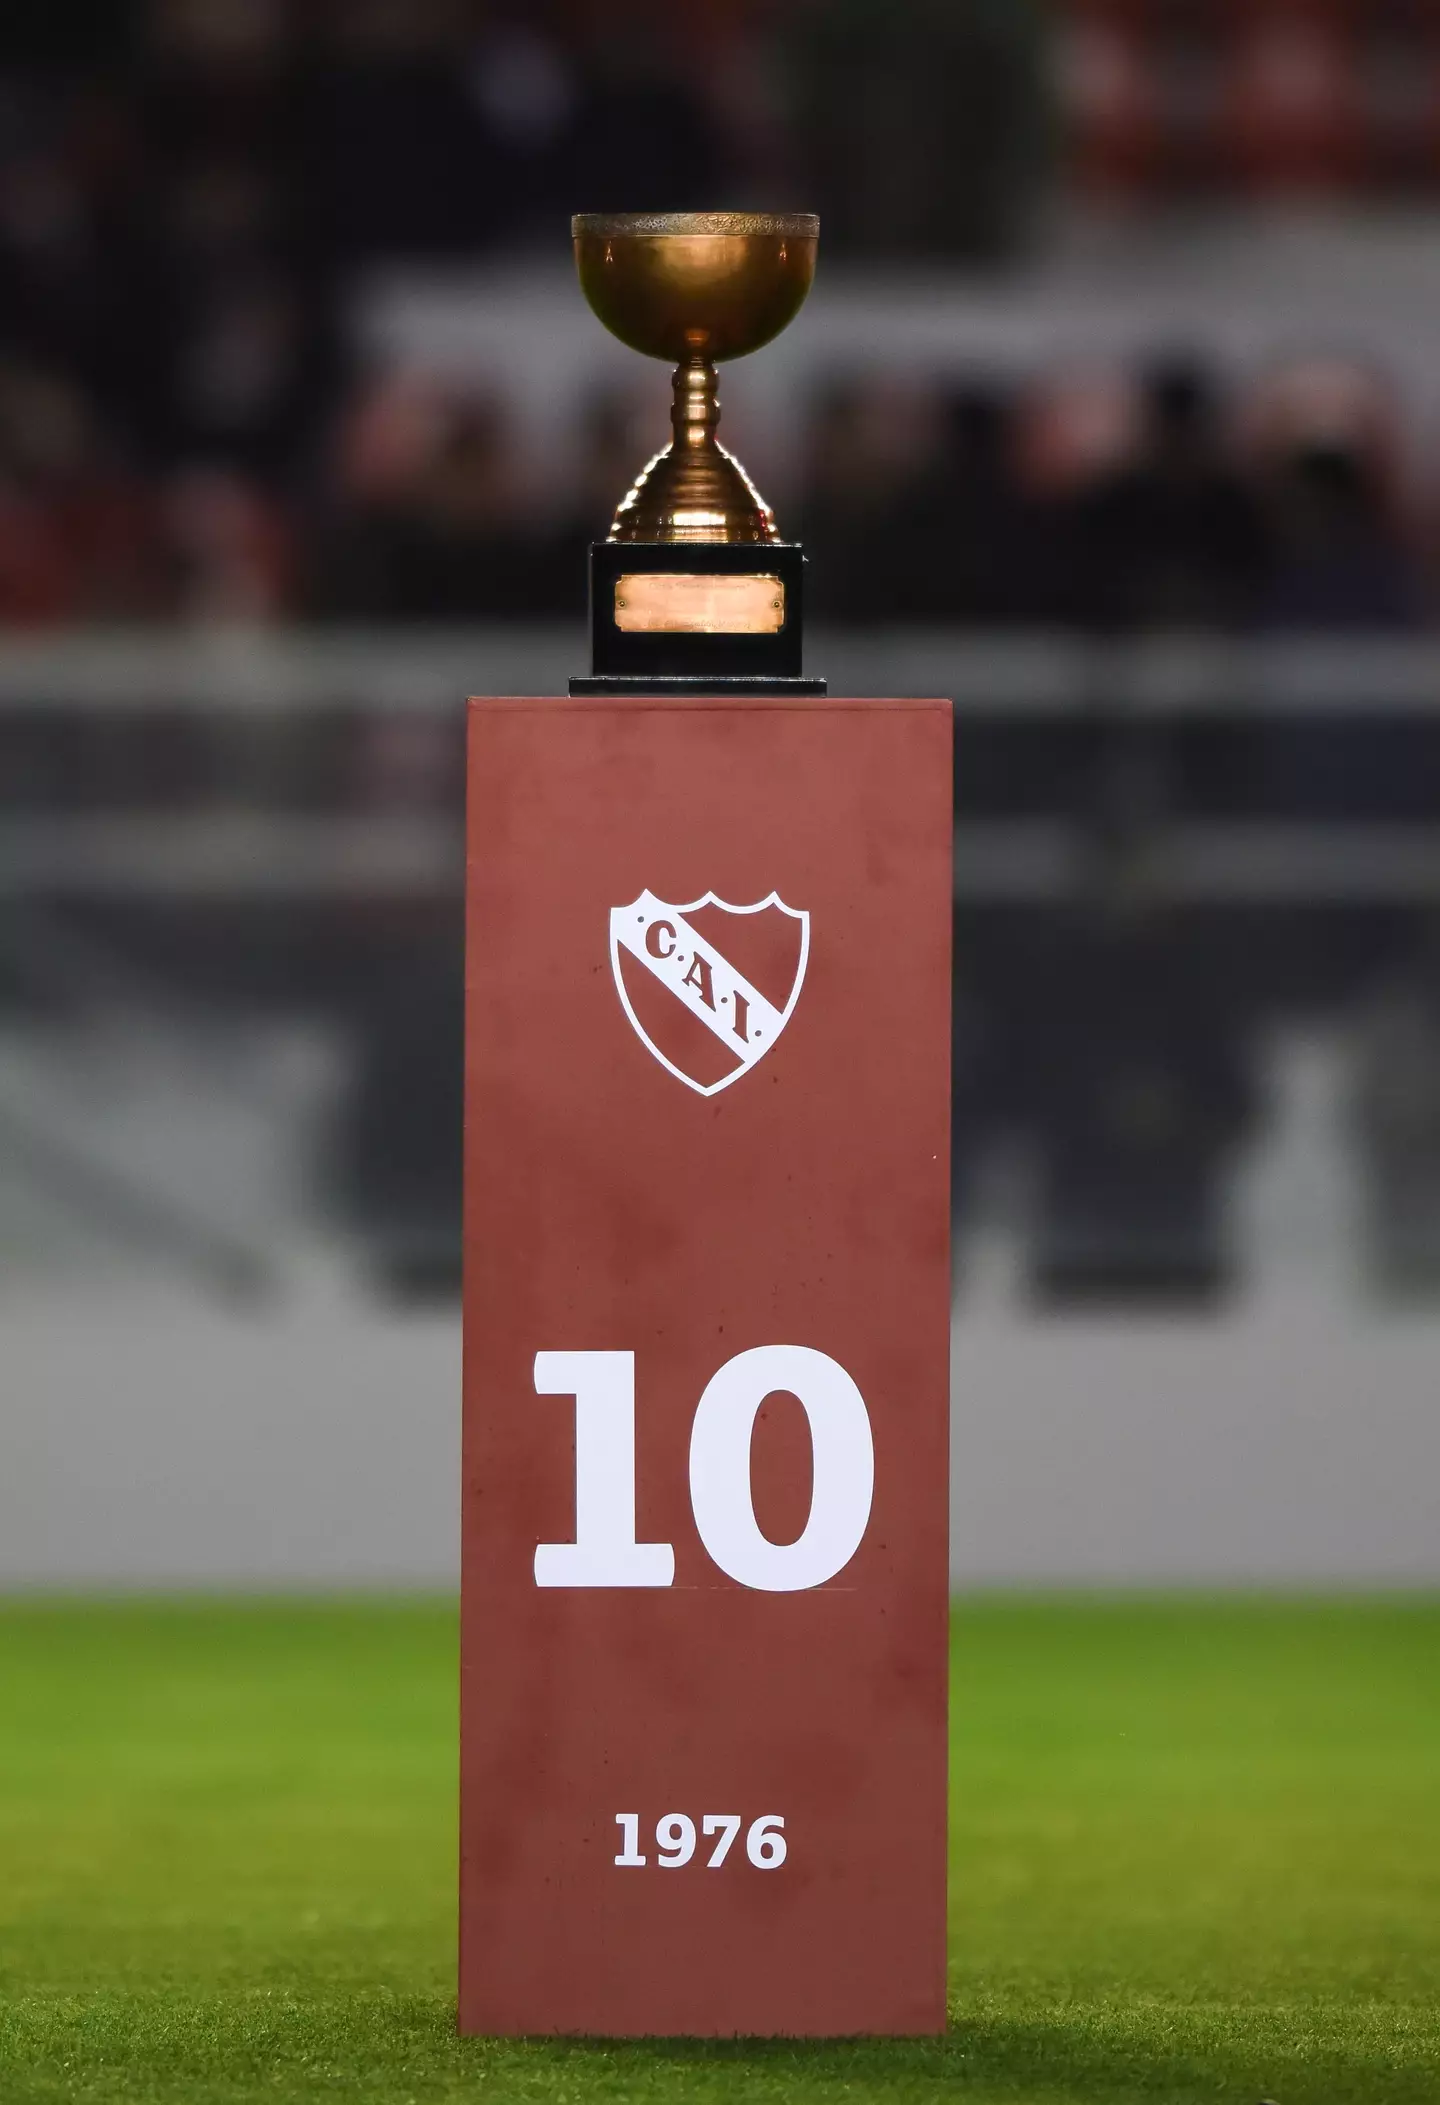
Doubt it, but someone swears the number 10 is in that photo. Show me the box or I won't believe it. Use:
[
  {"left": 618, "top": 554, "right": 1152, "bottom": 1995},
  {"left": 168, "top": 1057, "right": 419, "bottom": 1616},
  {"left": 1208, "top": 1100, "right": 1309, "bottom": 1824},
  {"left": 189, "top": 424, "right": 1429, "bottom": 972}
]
[{"left": 533, "top": 1345, "right": 874, "bottom": 1594}]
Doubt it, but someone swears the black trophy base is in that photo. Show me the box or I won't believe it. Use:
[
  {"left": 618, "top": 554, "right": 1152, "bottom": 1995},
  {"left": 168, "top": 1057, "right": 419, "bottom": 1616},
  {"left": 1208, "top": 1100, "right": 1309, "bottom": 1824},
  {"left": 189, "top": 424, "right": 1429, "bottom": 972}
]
[
  {"left": 569, "top": 674, "right": 828, "bottom": 696},
  {"left": 572, "top": 539, "right": 825, "bottom": 695}
]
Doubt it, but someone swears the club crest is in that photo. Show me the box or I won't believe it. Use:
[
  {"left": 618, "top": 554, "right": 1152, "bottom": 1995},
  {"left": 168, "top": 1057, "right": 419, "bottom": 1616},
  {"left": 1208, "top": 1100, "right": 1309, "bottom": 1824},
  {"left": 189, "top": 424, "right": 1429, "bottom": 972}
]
[{"left": 610, "top": 890, "right": 809, "bottom": 1096}]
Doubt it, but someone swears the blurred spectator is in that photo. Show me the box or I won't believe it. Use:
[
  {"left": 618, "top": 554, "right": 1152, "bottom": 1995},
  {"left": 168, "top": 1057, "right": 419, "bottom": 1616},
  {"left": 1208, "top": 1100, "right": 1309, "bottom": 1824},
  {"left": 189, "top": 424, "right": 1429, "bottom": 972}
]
[
  {"left": 1351, "top": 926, "right": 1440, "bottom": 1300},
  {"left": 1224, "top": 7, "right": 1363, "bottom": 197},
  {"left": 157, "top": 257, "right": 339, "bottom": 477},
  {"left": 305, "top": 0, "right": 725, "bottom": 264},
  {"left": 564, "top": 13, "right": 729, "bottom": 215},
  {"left": 531, "top": 386, "right": 652, "bottom": 616},
  {"left": 1259, "top": 441, "right": 1426, "bottom": 633},
  {"left": 164, "top": 465, "right": 293, "bottom": 625},
  {"left": 1016, "top": 365, "right": 1139, "bottom": 501},
  {"left": 0, "top": 72, "right": 148, "bottom": 437},
  {"left": 130, "top": 1, "right": 340, "bottom": 472},
  {"left": 335, "top": 909, "right": 464, "bottom": 1301},
  {"left": 782, "top": 0, "right": 1050, "bottom": 260},
  {"left": 1057, "top": 2, "right": 1160, "bottom": 201},
  {"left": 799, "top": 379, "right": 932, "bottom": 623},
  {"left": 7, "top": 3, "right": 1440, "bottom": 640},
  {"left": 1005, "top": 849, "right": 1258, "bottom": 1307},
  {"left": 465, "top": 11, "right": 582, "bottom": 246},
  {"left": 1247, "top": 356, "right": 1423, "bottom": 632},
  {"left": 1067, "top": 358, "right": 1269, "bottom": 630},
  {"left": 877, "top": 385, "right": 1057, "bottom": 625},
  {"left": 0, "top": 360, "right": 160, "bottom": 625},
  {"left": 313, "top": 381, "right": 547, "bottom": 620},
  {"left": 305, "top": 0, "right": 491, "bottom": 263}
]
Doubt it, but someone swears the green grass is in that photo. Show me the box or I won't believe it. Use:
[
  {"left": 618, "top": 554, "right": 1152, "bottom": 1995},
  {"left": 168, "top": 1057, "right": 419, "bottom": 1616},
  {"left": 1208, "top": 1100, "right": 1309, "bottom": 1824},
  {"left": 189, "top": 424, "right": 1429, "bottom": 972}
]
[{"left": 0, "top": 1599, "right": 1436, "bottom": 2104}]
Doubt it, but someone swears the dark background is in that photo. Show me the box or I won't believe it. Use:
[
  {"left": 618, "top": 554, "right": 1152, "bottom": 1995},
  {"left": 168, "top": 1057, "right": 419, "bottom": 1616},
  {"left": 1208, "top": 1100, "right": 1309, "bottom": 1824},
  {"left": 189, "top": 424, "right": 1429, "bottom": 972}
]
[{"left": 2, "top": 0, "right": 1438, "bottom": 1586}]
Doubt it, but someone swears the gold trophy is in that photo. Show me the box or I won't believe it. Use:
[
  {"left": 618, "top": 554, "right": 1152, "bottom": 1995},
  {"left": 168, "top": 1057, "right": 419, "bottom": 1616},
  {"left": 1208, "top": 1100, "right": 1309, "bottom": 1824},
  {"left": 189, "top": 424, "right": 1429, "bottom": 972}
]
[{"left": 567, "top": 211, "right": 824, "bottom": 695}]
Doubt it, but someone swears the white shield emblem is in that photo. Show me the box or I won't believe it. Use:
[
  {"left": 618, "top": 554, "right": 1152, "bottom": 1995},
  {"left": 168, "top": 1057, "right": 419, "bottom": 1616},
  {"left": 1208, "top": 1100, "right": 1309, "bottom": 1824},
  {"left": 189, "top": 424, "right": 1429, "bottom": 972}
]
[{"left": 609, "top": 890, "right": 810, "bottom": 1096}]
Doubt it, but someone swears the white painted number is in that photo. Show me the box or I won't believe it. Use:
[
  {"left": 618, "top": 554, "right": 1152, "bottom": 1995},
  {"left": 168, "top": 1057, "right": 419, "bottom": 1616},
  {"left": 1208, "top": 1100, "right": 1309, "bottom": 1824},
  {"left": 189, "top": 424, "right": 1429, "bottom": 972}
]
[
  {"left": 613, "top": 1814, "right": 786, "bottom": 1871},
  {"left": 533, "top": 1352, "right": 675, "bottom": 1588},
  {"left": 702, "top": 1813, "right": 741, "bottom": 1867},
  {"left": 533, "top": 1345, "right": 873, "bottom": 1593},
  {"left": 746, "top": 1814, "right": 787, "bottom": 1868},
  {"left": 613, "top": 1813, "right": 646, "bottom": 1867},
  {"left": 656, "top": 1814, "right": 696, "bottom": 1867},
  {"left": 689, "top": 1346, "right": 874, "bottom": 1592}
]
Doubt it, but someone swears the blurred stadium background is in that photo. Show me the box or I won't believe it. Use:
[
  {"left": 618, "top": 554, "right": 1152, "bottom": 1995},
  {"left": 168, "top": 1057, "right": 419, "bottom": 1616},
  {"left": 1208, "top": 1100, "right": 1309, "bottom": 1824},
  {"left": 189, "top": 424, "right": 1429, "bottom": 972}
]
[{"left": 3, "top": 0, "right": 1440, "bottom": 1589}]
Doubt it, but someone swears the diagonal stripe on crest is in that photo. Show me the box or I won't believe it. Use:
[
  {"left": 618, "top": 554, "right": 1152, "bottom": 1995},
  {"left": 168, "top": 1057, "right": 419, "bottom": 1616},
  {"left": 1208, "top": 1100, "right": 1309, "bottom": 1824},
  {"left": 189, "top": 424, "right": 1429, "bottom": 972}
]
[{"left": 613, "top": 893, "right": 788, "bottom": 1069}]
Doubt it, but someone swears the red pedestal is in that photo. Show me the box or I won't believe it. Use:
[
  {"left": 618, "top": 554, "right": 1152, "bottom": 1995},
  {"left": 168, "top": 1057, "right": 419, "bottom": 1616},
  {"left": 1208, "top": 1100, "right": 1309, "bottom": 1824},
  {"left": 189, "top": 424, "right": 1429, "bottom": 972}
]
[{"left": 461, "top": 695, "right": 952, "bottom": 2037}]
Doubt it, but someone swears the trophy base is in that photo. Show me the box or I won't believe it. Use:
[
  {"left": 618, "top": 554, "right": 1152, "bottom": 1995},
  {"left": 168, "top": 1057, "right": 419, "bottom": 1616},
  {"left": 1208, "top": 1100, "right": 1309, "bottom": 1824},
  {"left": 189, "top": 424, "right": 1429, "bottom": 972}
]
[
  {"left": 578, "top": 541, "right": 821, "bottom": 690},
  {"left": 569, "top": 675, "right": 827, "bottom": 696}
]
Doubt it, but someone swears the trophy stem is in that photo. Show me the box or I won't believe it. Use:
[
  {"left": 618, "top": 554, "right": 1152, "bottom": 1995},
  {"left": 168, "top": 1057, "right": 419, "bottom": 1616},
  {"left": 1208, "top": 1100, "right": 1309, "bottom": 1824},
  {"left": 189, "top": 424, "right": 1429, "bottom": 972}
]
[
  {"left": 608, "top": 355, "right": 779, "bottom": 546},
  {"left": 673, "top": 355, "right": 721, "bottom": 454}
]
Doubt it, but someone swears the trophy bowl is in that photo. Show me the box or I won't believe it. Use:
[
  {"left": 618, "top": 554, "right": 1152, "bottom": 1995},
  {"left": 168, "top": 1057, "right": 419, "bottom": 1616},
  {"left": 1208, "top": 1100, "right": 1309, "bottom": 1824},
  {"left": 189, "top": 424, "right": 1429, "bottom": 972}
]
[
  {"left": 572, "top": 211, "right": 818, "bottom": 365},
  {"left": 571, "top": 211, "right": 819, "bottom": 544}
]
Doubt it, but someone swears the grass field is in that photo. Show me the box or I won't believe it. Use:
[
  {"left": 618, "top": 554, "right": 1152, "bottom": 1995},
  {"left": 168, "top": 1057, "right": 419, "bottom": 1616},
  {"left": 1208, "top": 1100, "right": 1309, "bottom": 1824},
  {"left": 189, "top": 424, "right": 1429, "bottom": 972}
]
[{"left": 0, "top": 1600, "right": 1436, "bottom": 2105}]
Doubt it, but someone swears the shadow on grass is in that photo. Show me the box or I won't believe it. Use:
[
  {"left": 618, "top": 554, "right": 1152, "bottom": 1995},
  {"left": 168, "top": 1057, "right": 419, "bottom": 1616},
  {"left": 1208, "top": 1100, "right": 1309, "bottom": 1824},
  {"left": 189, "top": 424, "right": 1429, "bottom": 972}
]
[
  {"left": 5, "top": 1991, "right": 1436, "bottom": 2105},
  {"left": 516, "top": 2004, "right": 1437, "bottom": 2105}
]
